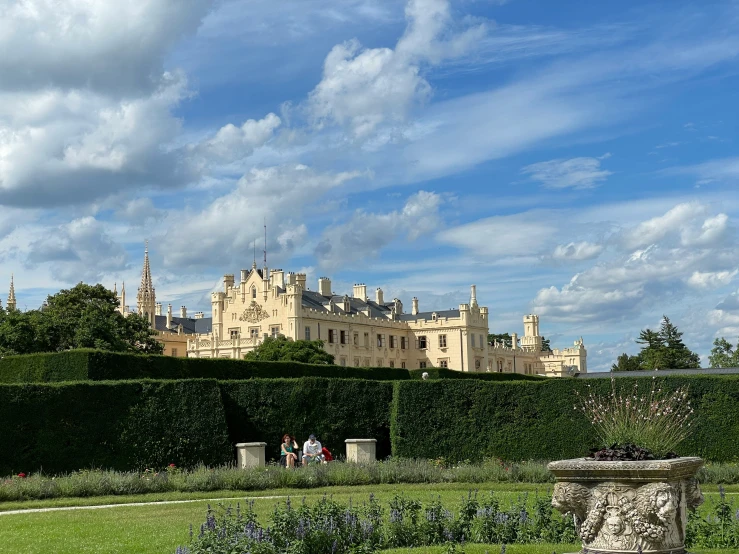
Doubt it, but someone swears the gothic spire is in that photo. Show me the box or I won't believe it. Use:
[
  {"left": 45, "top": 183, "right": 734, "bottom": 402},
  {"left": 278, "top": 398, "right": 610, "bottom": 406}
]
[
  {"left": 7, "top": 273, "right": 16, "bottom": 311},
  {"left": 137, "top": 241, "right": 156, "bottom": 327},
  {"left": 139, "top": 241, "right": 154, "bottom": 295}
]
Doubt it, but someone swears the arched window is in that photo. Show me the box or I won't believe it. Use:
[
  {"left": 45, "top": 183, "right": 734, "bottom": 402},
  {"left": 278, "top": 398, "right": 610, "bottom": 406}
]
[{"left": 251, "top": 286, "right": 257, "bottom": 299}]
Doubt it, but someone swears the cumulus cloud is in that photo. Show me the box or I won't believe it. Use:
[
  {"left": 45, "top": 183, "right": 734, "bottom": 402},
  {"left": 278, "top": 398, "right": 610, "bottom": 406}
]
[
  {"left": 25, "top": 217, "right": 128, "bottom": 282},
  {"left": 314, "top": 190, "right": 442, "bottom": 269},
  {"left": 687, "top": 270, "right": 738, "bottom": 289},
  {"left": 521, "top": 155, "right": 612, "bottom": 189},
  {"left": 190, "top": 113, "right": 281, "bottom": 165},
  {"left": 0, "top": 0, "right": 214, "bottom": 95},
  {"left": 551, "top": 241, "right": 604, "bottom": 261},
  {"left": 162, "top": 165, "right": 362, "bottom": 269},
  {"left": 306, "top": 0, "right": 485, "bottom": 138},
  {"left": 531, "top": 203, "right": 739, "bottom": 322}
]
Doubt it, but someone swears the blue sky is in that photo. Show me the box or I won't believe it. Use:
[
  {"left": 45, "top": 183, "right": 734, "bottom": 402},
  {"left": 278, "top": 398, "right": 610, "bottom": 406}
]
[{"left": 2, "top": 0, "right": 739, "bottom": 371}]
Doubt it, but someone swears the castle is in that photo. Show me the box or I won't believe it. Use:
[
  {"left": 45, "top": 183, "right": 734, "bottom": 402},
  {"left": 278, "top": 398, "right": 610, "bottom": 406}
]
[{"left": 113, "top": 246, "right": 587, "bottom": 377}]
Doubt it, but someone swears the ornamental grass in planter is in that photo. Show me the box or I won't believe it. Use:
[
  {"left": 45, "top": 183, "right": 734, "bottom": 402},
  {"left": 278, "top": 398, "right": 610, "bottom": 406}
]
[{"left": 548, "top": 376, "right": 704, "bottom": 554}]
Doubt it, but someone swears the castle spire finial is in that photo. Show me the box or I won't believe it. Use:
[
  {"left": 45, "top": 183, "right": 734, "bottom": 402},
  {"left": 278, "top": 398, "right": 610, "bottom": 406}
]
[{"left": 7, "top": 273, "right": 17, "bottom": 311}]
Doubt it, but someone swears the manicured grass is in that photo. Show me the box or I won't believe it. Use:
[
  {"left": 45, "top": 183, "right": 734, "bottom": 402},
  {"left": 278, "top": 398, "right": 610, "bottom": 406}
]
[
  {"left": 382, "top": 547, "right": 739, "bottom": 554},
  {"left": 0, "top": 484, "right": 732, "bottom": 554}
]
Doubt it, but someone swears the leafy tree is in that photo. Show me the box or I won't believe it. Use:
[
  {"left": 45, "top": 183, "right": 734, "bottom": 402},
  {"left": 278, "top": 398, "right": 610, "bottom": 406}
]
[
  {"left": 709, "top": 337, "right": 739, "bottom": 368},
  {"left": 541, "top": 336, "right": 551, "bottom": 352},
  {"left": 244, "top": 337, "right": 335, "bottom": 364},
  {"left": 611, "top": 353, "right": 643, "bottom": 372},
  {"left": 488, "top": 333, "right": 512, "bottom": 347},
  {"left": 0, "top": 283, "right": 162, "bottom": 355},
  {"left": 611, "top": 316, "right": 700, "bottom": 371}
]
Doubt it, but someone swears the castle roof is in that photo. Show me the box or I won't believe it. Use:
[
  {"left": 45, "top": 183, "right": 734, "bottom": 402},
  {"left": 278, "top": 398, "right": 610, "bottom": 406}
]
[
  {"left": 155, "top": 315, "right": 212, "bottom": 335},
  {"left": 397, "top": 309, "right": 461, "bottom": 322},
  {"left": 301, "top": 290, "right": 393, "bottom": 319}
]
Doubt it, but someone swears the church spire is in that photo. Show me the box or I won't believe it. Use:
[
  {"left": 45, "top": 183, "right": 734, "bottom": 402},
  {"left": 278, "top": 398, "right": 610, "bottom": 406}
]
[
  {"left": 136, "top": 241, "right": 156, "bottom": 327},
  {"left": 7, "top": 273, "right": 16, "bottom": 311}
]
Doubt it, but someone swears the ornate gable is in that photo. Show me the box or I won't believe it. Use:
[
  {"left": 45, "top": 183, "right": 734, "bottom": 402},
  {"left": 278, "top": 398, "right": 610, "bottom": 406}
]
[{"left": 239, "top": 301, "right": 270, "bottom": 323}]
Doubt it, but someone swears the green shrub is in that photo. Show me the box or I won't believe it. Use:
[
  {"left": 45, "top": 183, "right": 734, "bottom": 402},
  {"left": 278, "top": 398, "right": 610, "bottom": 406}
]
[
  {"left": 0, "top": 379, "right": 231, "bottom": 475},
  {"left": 390, "top": 375, "right": 739, "bottom": 462},
  {"left": 219, "top": 377, "right": 395, "bottom": 461},
  {"left": 0, "top": 349, "right": 547, "bottom": 383}
]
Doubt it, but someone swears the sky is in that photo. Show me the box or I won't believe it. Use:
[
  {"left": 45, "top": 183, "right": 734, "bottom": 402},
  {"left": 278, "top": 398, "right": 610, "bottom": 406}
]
[{"left": 2, "top": 0, "right": 739, "bottom": 372}]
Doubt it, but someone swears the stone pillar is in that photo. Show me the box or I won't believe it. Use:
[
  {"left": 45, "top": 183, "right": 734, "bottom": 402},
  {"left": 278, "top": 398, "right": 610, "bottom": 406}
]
[
  {"left": 235, "top": 442, "right": 267, "bottom": 469},
  {"left": 345, "top": 439, "right": 377, "bottom": 463}
]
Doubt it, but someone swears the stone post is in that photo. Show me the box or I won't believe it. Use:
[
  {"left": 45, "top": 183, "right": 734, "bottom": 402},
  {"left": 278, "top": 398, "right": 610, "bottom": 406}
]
[
  {"left": 345, "top": 439, "right": 376, "bottom": 463},
  {"left": 235, "top": 442, "right": 267, "bottom": 469}
]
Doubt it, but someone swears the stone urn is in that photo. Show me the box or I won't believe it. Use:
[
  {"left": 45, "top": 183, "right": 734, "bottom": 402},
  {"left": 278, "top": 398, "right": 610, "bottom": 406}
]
[{"left": 548, "top": 457, "right": 704, "bottom": 554}]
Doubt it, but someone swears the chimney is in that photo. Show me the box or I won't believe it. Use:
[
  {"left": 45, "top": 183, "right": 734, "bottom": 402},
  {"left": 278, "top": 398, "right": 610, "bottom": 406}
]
[
  {"left": 511, "top": 332, "right": 518, "bottom": 350},
  {"left": 352, "top": 283, "right": 367, "bottom": 302},
  {"left": 318, "top": 277, "right": 332, "bottom": 296},
  {"left": 240, "top": 269, "right": 248, "bottom": 282},
  {"left": 375, "top": 287, "right": 384, "bottom": 305},
  {"left": 180, "top": 306, "right": 187, "bottom": 318},
  {"left": 194, "top": 311, "right": 204, "bottom": 319},
  {"left": 296, "top": 273, "right": 307, "bottom": 290},
  {"left": 394, "top": 298, "right": 403, "bottom": 315},
  {"left": 272, "top": 269, "right": 285, "bottom": 288},
  {"left": 166, "top": 304, "right": 172, "bottom": 329},
  {"left": 224, "top": 274, "right": 235, "bottom": 293},
  {"left": 412, "top": 297, "right": 419, "bottom": 315},
  {"left": 155, "top": 302, "right": 162, "bottom": 316},
  {"left": 470, "top": 285, "right": 478, "bottom": 308}
]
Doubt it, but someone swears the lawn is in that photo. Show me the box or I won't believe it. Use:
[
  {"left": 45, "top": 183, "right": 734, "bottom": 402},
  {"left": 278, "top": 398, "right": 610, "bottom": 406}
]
[{"left": 0, "top": 483, "right": 733, "bottom": 554}]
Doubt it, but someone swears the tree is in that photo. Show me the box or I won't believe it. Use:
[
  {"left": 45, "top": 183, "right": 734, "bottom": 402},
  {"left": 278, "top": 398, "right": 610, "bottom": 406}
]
[
  {"left": 611, "top": 353, "right": 643, "bottom": 372},
  {"left": 244, "top": 337, "right": 335, "bottom": 364},
  {"left": 488, "top": 333, "right": 512, "bottom": 347},
  {"left": 709, "top": 337, "right": 739, "bottom": 368},
  {"left": 0, "top": 283, "right": 163, "bottom": 355},
  {"left": 541, "top": 336, "right": 551, "bottom": 352},
  {"left": 611, "top": 316, "right": 701, "bottom": 371}
]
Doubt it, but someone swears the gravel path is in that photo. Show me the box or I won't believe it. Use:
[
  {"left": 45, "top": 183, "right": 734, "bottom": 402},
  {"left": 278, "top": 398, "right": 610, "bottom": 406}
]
[{"left": 0, "top": 495, "right": 288, "bottom": 516}]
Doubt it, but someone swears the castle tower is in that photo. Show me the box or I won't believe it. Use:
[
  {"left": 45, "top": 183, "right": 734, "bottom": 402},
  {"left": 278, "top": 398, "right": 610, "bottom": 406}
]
[
  {"left": 520, "top": 314, "right": 542, "bottom": 351},
  {"left": 136, "top": 242, "right": 156, "bottom": 327},
  {"left": 7, "top": 274, "right": 16, "bottom": 311}
]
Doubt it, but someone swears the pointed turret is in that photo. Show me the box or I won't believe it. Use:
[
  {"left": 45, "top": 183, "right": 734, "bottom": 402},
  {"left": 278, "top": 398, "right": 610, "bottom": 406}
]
[
  {"left": 7, "top": 274, "right": 17, "bottom": 311},
  {"left": 136, "top": 242, "right": 156, "bottom": 327}
]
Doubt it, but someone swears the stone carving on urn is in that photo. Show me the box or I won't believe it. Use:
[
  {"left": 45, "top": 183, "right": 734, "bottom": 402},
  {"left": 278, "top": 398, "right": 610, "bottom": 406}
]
[
  {"left": 549, "top": 458, "right": 703, "bottom": 554},
  {"left": 239, "top": 301, "right": 270, "bottom": 323}
]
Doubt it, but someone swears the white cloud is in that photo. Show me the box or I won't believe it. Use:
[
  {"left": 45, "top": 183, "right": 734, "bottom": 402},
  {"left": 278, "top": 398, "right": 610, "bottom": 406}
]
[
  {"left": 687, "top": 270, "right": 738, "bottom": 289},
  {"left": 190, "top": 113, "right": 281, "bottom": 165},
  {"left": 162, "top": 165, "right": 362, "bottom": 269},
  {"left": 668, "top": 157, "right": 739, "bottom": 185},
  {"left": 306, "top": 0, "right": 485, "bottom": 139},
  {"left": 552, "top": 241, "right": 604, "bottom": 261},
  {"left": 521, "top": 155, "right": 612, "bottom": 189},
  {"left": 314, "top": 190, "right": 442, "bottom": 269},
  {"left": 0, "top": 0, "right": 214, "bottom": 95}
]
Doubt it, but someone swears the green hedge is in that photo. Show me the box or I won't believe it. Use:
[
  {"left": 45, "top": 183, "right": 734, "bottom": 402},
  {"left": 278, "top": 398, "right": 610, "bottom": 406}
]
[
  {"left": 390, "top": 375, "right": 739, "bottom": 463},
  {"left": 0, "top": 350, "right": 542, "bottom": 383},
  {"left": 220, "top": 377, "right": 394, "bottom": 461},
  {"left": 0, "top": 379, "right": 232, "bottom": 475}
]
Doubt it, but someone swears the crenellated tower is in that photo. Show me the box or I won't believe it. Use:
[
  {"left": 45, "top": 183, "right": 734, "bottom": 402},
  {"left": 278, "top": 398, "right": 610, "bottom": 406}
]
[
  {"left": 7, "top": 274, "right": 17, "bottom": 311},
  {"left": 136, "top": 242, "right": 156, "bottom": 327}
]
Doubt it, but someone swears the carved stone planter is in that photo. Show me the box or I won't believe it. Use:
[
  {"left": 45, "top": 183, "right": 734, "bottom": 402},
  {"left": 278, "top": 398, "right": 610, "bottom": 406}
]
[{"left": 548, "top": 457, "right": 704, "bottom": 554}]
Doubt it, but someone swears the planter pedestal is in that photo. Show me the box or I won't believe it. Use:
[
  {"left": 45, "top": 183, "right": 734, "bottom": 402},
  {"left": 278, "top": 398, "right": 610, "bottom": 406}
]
[{"left": 548, "top": 457, "right": 704, "bottom": 554}]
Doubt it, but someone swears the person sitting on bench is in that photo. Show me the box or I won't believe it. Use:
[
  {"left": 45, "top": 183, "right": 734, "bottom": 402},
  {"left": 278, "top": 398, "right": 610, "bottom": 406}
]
[
  {"left": 280, "top": 434, "right": 299, "bottom": 468},
  {"left": 302, "top": 434, "right": 324, "bottom": 465}
]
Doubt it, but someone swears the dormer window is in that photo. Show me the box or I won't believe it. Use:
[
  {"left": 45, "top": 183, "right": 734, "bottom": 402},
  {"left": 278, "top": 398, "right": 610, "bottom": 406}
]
[
  {"left": 251, "top": 286, "right": 257, "bottom": 299},
  {"left": 431, "top": 312, "right": 437, "bottom": 321}
]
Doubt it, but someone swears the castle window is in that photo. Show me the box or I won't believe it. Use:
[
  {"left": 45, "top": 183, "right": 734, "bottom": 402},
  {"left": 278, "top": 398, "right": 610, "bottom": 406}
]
[
  {"left": 250, "top": 328, "right": 259, "bottom": 339},
  {"left": 171, "top": 348, "right": 178, "bottom": 357},
  {"left": 419, "top": 361, "right": 427, "bottom": 369},
  {"left": 251, "top": 286, "right": 257, "bottom": 299},
  {"left": 271, "top": 326, "right": 280, "bottom": 337},
  {"left": 340, "top": 330, "right": 348, "bottom": 344},
  {"left": 480, "top": 335, "right": 484, "bottom": 348},
  {"left": 400, "top": 337, "right": 407, "bottom": 350},
  {"left": 439, "top": 335, "right": 447, "bottom": 348},
  {"left": 439, "top": 359, "right": 448, "bottom": 368},
  {"left": 417, "top": 336, "right": 427, "bottom": 349},
  {"left": 229, "top": 329, "right": 239, "bottom": 339},
  {"left": 389, "top": 361, "right": 395, "bottom": 368},
  {"left": 329, "top": 329, "right": 337, "bottom": 344},
  {"left": 389, "top": 335, "right": 397, "bottom": 349},
  {"left": 401, "top": 361, "right": 406, "bottom": 369},
  {"left": 340, "top": 357, "right": 347, "bottom": 367},
  {"left": 471, "top": 334, "right": 476, "bottom": 347},
  {"left": 377, "top": 334, "right": 386, "bottom": 348},
  {"left": 305, "top": 326, "right": 311, "bottom": 341},
  {"left": 354, "top": 358, "right": 360, "bottom": 367},
  {"left": 364, "top": 332, "right": 369, "bottom": 347},
  {"left": 353, "top": 332, "right": 359, "bottom": 346}
]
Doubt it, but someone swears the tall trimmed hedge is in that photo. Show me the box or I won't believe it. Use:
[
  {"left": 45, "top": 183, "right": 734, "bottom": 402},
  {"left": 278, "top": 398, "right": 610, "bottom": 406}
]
[
  {"left": 390, "top": 375, "right": 739, "bottom": 463},
  {"left": 0, "top": 350, "right": 543, "bottom": 383},
  {"left": 220, "top": 377, "right": 394, "bottom": 461},
  {"left": 0, "top": 379, "right": 231, "bottom": 475}
]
